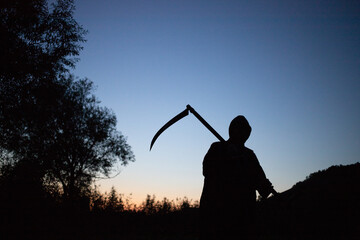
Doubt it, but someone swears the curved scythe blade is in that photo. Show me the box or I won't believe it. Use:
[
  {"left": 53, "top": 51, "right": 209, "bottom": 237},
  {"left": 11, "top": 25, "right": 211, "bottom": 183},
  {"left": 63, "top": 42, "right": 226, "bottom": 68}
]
[{"left": 150, "top": 108, "right": 189, "bottom": 150}]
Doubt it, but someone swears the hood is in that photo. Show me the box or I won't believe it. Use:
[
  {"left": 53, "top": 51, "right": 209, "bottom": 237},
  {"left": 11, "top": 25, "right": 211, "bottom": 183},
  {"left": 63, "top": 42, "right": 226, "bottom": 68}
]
[{"left": 228, "top": 115, "right": 252, "bottom": 144}]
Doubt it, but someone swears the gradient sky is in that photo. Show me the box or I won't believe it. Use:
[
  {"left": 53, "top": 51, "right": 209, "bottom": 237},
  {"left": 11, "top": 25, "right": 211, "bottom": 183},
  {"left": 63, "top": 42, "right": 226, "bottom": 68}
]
[{"left": 72, "top": 0, "right": 360, "bottom": 204}]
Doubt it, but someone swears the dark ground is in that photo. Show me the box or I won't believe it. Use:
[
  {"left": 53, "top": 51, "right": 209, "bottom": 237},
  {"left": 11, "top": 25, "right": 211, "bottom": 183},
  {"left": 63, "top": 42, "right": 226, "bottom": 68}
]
[{"left": 1, "top": 163, "right": 359, "bottom": 240}]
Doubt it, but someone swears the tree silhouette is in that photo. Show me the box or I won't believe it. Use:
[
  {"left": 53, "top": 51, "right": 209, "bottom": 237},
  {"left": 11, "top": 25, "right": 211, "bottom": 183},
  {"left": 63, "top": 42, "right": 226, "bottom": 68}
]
[
  {"left": 42, "top": 78, "right": 134, "bottom": 202},
  {"left": 0, "top": 0, "right": 134, "bottom": 203}
]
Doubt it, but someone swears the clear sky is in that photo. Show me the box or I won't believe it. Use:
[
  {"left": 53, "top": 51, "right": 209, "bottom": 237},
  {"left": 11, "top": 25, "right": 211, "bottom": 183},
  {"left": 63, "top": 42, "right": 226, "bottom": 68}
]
[{"left": 72, "top": 0, "right": 360, "bottom": 204}]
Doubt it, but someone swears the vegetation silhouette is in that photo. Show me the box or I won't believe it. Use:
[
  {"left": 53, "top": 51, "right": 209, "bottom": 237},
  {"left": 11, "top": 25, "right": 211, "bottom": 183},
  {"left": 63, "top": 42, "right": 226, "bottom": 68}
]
[
  {"left": 0, "top": 0, "right": 134, "bottom": 205},
  {"left": 1, "top": 163, "right": 358, "bottom": 239},
  {"left": 0, "top": 1, "right": 134, "bottom": 239}
]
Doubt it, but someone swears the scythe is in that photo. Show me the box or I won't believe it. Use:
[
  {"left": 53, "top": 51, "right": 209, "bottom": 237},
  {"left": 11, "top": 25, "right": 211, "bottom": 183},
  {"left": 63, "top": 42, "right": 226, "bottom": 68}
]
[{"left": 150, "top": 105, "right": 225, "bottom": 150}]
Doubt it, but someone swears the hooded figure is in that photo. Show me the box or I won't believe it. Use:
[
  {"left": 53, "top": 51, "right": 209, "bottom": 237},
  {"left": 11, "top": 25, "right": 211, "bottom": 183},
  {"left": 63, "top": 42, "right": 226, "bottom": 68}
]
[{"left": 199, "top": 116, "right": 274, "bottom": 239}]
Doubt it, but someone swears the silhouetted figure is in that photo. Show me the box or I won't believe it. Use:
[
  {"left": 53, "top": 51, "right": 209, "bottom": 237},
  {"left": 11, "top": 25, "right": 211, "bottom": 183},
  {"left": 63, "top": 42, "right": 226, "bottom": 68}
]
[{"left": 199, "top": 116, "right": 274, "bottom": 239}]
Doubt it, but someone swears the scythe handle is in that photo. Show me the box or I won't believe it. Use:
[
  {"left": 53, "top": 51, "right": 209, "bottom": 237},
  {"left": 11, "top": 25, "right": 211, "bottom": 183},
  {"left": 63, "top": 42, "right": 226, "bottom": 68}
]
[{"left": 186, "top": 105, "right": 225, "bottom": 142}]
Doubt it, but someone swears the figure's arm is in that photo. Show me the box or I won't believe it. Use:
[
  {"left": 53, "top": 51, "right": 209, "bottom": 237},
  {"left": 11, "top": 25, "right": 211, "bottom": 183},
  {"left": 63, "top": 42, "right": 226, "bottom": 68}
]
[{"left": 251, "top": 152, "right": 277, "bottom": 198}]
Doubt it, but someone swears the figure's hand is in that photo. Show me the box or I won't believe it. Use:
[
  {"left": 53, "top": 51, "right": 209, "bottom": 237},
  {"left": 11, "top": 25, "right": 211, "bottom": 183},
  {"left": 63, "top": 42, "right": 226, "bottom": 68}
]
[{"left": 271, "top": 189, "right": 279, "bottom": 196}]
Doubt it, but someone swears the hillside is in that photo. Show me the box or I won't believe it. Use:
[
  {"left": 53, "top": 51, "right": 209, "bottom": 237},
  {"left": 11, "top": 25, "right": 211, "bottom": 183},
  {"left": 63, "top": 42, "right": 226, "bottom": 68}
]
[{"left": 256, "top": 163, "right": 360, "bottom": 239}]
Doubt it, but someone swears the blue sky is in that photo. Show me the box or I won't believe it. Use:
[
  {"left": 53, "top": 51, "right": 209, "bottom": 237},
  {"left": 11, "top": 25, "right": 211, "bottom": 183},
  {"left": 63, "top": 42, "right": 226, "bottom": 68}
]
[{"left": 72, "top": 0, "right": 360, "bottom": 204}]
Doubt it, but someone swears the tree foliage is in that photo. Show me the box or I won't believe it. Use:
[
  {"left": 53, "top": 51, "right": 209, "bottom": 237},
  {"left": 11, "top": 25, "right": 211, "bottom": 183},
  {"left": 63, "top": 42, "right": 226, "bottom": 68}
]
[
  {"left": 0, "top": 0, "right": 85, "bottom": 79},
  {"left": 0, "top": 0, "right": 134, "bottom": 201}
]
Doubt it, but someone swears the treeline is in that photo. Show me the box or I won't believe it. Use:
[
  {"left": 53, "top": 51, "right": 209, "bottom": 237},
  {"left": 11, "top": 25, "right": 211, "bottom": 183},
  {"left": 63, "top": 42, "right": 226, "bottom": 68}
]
[
  {"left": 0, "top": 183, "right": 200, "bottom": 240},
  {"left": 87, "top": 189, "right": 201, "bottom": 239},
  {"left": 2, "top": 162, "right": 359, "bottom": 240},
  {"left": 90, "top": 187, "right": 199, "bottom": 214}
]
